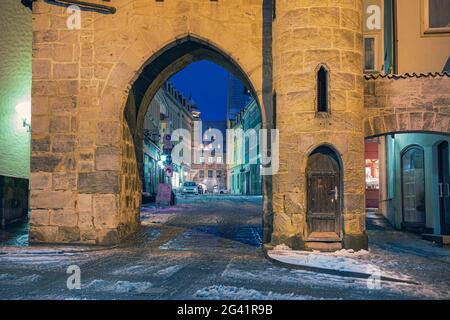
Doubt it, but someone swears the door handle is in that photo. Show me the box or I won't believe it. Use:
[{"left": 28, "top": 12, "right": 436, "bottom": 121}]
[
  {"left": 334, "top": 186, "right": 338, "bottom": 201},
  {"left": 440, "top": 183, "right": 444, "bottom": 198}
]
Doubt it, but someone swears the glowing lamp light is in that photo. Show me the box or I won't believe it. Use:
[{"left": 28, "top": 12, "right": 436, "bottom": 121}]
[
  {"left": 161, "top": 155, "right": 167, "bottom": 162},
  {"left": 16, "top": 97, "right": 31, "bottom": 132}
]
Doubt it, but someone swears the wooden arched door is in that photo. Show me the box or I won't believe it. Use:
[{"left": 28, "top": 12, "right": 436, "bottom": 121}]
[{"left": 306, "top": 147, "right": 342, "bottom": 240}]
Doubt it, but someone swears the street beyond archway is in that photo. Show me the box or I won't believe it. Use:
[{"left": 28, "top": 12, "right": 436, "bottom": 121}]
[{"left": 0, "top": 196, "right": 449, "bottom": 300}]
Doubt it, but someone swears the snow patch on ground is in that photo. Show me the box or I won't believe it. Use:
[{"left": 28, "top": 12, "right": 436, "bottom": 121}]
[
  {"left": 0, "top": 273, "right": 43, "bottom": 284},
  {"left": 0, "top": 273, "right": 16, "bottom": 281},
  {"left": 156, "top": 265, "right": 182, "bottom": 278},
  {"left": 140, "top": 212, "right": 177, "bottom": 225},
  {"left": 19, "top": 274, "right": 42, "bottom": 282},
  {"left": 194, "top": 285, "right": 316, "bottom": 300},
  {"left": 329, "top": 249, "right": 370, "bottom": 257},
  {"left": 84, "top": 279, "right": 153, "bottom": 294},
  {"left": 268, "top": 249, "right": 411, "bottom": 281},
  {"left": 273, "top": 244, "right": 292, "bottom": 251},
  {"left": 222, "top": 265, "right": 368, "bottom": 292}
]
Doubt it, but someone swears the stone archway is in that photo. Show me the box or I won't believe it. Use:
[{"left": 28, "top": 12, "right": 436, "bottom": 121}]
[
  {"left": 29, "top": 0, "right": 370, "bottom": 251},
  {"left": 28, "top": 0, "right": 273, "bottom": 246},
  {"left": 115, "top": 35, "right": 271, "bottom": 246}
]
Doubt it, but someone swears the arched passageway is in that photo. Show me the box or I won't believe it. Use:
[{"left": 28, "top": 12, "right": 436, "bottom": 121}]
[{"left": 118, "top": 36, "right": 271, "bottom": 247}]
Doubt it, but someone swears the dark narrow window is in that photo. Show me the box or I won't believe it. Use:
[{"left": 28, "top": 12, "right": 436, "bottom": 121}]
[
  {"left": 273, "top": 91, "right": 277, "bottom": 129},
  {"left": 273, "top": 0, "right": 276, "bottom": 20},
  {"left": 317, "top": 66, "right": 328, "bottom": 113}
]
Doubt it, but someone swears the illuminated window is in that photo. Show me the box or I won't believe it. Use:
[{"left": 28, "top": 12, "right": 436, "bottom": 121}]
[
  {"left": 199, "top": 156, "right": 205, "bottom": 163},
  {"left": 216, "top": 157, "right": 223, "bottom": 164},
  {"left": 365, "top": 159, "right": 379, "bottom": 190},
  {"left": 208, "top": 157, "right": 214, "bottom": 163}
]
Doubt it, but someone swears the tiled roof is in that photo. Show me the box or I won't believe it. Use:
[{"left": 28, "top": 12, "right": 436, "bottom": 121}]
[{"left": 364, "top": 71, "right": 450, "bottom": 80}]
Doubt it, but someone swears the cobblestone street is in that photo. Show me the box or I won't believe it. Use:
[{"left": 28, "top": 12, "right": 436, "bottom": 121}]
[{"left": 1, "top": 196, "right": 449, "bottom": 300}]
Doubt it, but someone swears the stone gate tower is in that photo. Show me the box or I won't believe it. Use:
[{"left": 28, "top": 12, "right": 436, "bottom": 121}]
[
  {"left": 271, "top": 0, "right": 368, "bottom": 250},
  {"left": 28, "top": 0, "right": 367, "bottom": 251}
]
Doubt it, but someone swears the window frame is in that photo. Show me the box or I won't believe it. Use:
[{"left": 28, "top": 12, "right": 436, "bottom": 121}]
[
  {"left": 363, "top": 35, "right": 378, "bottom": 73},
  {"left": 422, "top": 0, "right": 450, "bottom": 35}
]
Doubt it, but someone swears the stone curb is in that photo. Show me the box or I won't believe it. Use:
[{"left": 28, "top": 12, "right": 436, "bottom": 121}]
[
  {"left": 0, "top": 245, "right": 118, "bottom": 255},
  {"left": 262, "top": 249, "right": 419, "bottom": 286}
]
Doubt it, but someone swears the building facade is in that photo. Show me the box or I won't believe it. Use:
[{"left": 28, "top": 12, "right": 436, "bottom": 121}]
[
  {"left": 0, "top": 0, "right": 31, "bottom": 227},
  {"left": 228, "top": 99, "right": 263, "bottom": 196},
  {"left": 143, "top": 82, "right": 197, "bottom": 197},
  {"left": 190, "top": 121, "right": 228, "bottom": 193},
  {"left": 16, "top": 0, "right": 449, "bottom": 249},
  {"left": 363, "top": 0, "right": 450, "bottom": 242},
  {"left": 227, "top": 73, "right": 252, "bottom": 122}
]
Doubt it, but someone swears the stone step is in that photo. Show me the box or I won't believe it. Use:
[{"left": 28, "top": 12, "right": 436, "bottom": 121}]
[
  {"left": 305, "top": 241, "right": 342, "bottom": 252},
  {"left": 422, "top": 234, "right": 450, "bottom": 246}
]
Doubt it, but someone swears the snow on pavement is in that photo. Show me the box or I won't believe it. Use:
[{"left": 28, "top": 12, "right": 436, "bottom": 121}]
[
  {"left": 268, "top": 246, "right": 413, "bottom": 282},
  {"left": 84, "top": 279, "right": 153, "bottom": 294},
  {"left": 194, "top": 285, "right": 317, "bottom": 300}
]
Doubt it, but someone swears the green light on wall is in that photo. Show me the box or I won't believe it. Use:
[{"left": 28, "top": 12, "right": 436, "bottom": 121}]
[
  {"left": 15, "top": 97, "right": 31, "bottom": 133},
  {"left": 0, "top": 0, "right": 32, "bottom": 179}
]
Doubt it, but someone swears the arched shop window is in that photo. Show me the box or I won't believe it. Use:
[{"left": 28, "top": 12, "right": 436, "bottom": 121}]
[{"left": 401, "top": 146, "right": 426, "bottom": 229}]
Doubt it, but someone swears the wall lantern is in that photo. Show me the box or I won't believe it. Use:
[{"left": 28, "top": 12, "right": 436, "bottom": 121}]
[{"left": 16, "top": 97, "right": 31, "bottom": 133}]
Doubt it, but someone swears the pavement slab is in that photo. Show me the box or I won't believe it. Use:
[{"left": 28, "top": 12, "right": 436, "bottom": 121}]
[{"left": 0, "top": 195, "right": 449, "bottom": 300}]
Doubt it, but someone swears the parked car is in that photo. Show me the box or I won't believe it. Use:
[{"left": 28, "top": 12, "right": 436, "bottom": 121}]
[
  {"left": 213, "top": 186, "right": 228, "bottom": 194},
  {"left": 181, "top": 181, "right": 199, "bottom": 195}
]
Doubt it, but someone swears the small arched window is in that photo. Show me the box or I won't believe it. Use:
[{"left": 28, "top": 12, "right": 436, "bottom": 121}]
[{"left": 317, "top": 66, "right": 329, "bottom": 113}]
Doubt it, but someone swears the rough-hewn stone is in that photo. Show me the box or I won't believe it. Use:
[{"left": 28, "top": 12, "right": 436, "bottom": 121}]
[
  {"left": 77, "top": 172, "right": 119, "bottom": 194},
  {"left": 30, "top": 0, "right": 439, "bottom": 250}
]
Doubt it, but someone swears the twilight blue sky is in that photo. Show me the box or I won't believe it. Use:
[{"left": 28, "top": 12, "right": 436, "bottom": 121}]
[{"left": 169, "top": 60, "right": 229, "bottom": 121}]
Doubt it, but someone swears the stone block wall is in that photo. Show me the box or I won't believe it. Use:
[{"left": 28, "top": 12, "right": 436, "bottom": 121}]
[
  {"left": 29, "top": 0, "right": 265, "bottom": 245},
  {"left": 272, "top": 0, "right": 367, "bottom": 250},
  {"left": 364, "top": 74, "right": 450, "bottom": 137}
]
